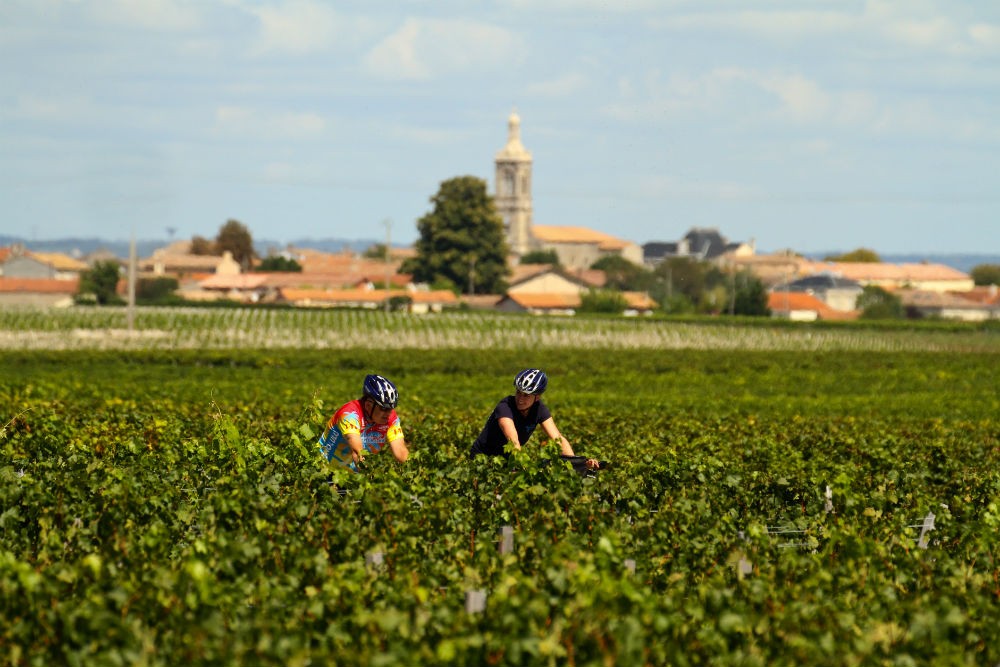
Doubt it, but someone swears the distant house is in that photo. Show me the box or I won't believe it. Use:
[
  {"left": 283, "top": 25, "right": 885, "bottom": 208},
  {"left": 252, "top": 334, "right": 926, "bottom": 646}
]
[
  {"left": 644, "top": 228, "right": 754, "bottom": 267},
  {"left": 140, "top": 241, "right": 242, "bottom": 278},
  {"left": 730, "top": 255, "right": 975, "bottom": 293},
  {"left": 767, "top": 291, "right": 859, "bottom": 322},
  {"left": 720, "top": 251, "right": 806, "bottom": 287},
  {"left": 771, "top": 273, "right": 864, "bottom": 312},
  {"left": 498, "top": 264, "right": 654, "bottom": 315},
  {"left": 507, "top": 265, "right": 603, "bottom": 296},
  {"left": 528, "top": 226, "right": 643, "bottom": 271},
  {"left": 496, "top": 292, "right": 579, "bottom": 316},
  {"left": 195, "top": 273, "right": 273, "bottom": 303},
  {"left": 1, "top": 245, "right": 88, "bottom": 280},
  {"left": 286, "top": 247, "right": 406, "bottom": 276},
  {"left": 795, "top": 260, "right": 973, "bottom": 293},
  {"left": 898, "top": 289, "right": 1000, "bottom": 321},
  {"left": 277, "top": 287, "right": 457, "bottom": 313},
  {"left": 0, "top": 277, "right": 79, "bottom": 308},
  {"left": 496, "top": 290, "right": 656, "bottom": 316}
]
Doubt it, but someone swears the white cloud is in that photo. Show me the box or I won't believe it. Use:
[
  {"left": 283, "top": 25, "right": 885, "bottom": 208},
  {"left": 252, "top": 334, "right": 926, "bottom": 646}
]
[
  {"left": 655, "top": 2, "right": 998, "bottom": 55},
  {"left": 364, "top": 18, "right": 525, "bottom": 81},
  {"left": 502, "top": 0, "right": 664, "bottom": 11},
  {"left": 246, "top": 0, "right": 348, "bottom": 55},
  {"left": 756, "top": 73, "right": 830, "bottom": 122},
  {"left": 90, "top": 0, "right": 203, "bottom": 31},
  {"left": 634, "top": 174, "right": 762, "bottom": 200},
  {"left": 213, "top": 106, "right": 326, "bottom": 139},
  {"left": 968, "top": 23, "right": 1000, "bottom": 49},
  {"left": 526, "top": 72, "right": 588, "bottom": 97}
]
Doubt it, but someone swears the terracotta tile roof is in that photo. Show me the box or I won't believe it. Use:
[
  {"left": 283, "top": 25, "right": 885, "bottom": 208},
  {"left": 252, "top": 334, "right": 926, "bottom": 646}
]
[
  {"left": 768, "top": 291, "right": 859, "bottom": 320},
  {"left": 279, "top": 288, "right": 456, "bottom": 305},
  {"left": 898, "top": 289, "right": 995, "bottom": 310},
  {"left": 259, "top": 271, "right": 412, "bottom": 289},
  {"left": 27, "top": 252, "right": 89, "bottom": 272},
  {"left": 949, "top": 286, "right": 1000, "bottom": 305},
  {"left": 509, "top": 264, "right": 552, "bottom": 283},
  {"left": 507, "top": 265, "right": 607, "bottom": 291},
  {"left": 798, "top": 260, "right": 970, "bottom": 282},
  {"left": 0, "top": 247, "right": 14, "bottom": 263},
  {"left": 531, "top": 225, "right": 631, "bottom": 250},
  {"left": 410, "top": 290, "right": 459, "bottom": 304},
  {"left": 0, "top": 277, "right": 80, "bottom": 294},
  {"left": 621, "top": 291, "right": 658, "bottom": 310},
  {"left": 291, "top": 249, "right": 404, "bottom": 275},
  {"left": 140, "top": 254, "right": 231, "bottom": 271},
  {"left": 570, "top": 268, "right": 607, "bottom": 287},
  {"left": 199, "top": 274, "right": 270, "bottom": 290}
]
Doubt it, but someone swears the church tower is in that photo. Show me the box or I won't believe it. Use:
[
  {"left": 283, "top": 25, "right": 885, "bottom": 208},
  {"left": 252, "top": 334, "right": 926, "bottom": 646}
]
[{"left": 494, "top": 110, "right": 533, "bottom": 256}]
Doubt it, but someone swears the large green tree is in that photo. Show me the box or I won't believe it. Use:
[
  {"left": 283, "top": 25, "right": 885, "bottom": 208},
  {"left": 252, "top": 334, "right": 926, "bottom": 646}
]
[
  {"left": 257, "top": 256, "right": 302, "bottom": 272},
  {"left": 216, "top": 219, "right": 257, "bottom": 270},
  {"left": 520, "top": 249, "right": 561, "bottom": 267},
  {"left": 825, "top": 248, "right": 881, "bottom": 262},
  {"left": 731, "top": 270, "right": 771, "bottom": 316},
  {"left": 77, "top": 260, "right": 124, "bottom": 305},
  {"left": 402, "top": 176, "right": 510, "bottom": 294},
  {"left": 650, "top": 256, "right": 729, "bottom": 313},
  {"left": 857, "top": 285, "right": 905, "bottom": 319},
  {"left": 970, "top": 264, "right": 1000, "bottom": 286},
  {"left": 590, "top": 255, "right": 654, "bottom": 291}
]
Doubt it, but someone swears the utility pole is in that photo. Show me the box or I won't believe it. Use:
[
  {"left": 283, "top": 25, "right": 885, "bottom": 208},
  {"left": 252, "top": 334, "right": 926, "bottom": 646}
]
[
  {"left": 383, "top": 219, "right": 392, "bottom": 314},
  {"left": 468, "top": 255, "right": 476, "bottom": 296},
  {"left": 127, "top": 230, "right": 136, "bottom": 332}
]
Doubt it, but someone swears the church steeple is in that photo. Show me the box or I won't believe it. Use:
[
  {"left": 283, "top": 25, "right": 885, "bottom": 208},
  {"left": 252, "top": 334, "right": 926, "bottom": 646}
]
[{"left": 494, "top": 109, "right": 533, "bottom": 255}]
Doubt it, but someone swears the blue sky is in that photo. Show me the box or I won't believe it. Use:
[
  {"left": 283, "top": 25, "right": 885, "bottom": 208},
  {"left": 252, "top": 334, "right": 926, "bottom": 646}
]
[{"left": 2, "top": 0, "right": 998, "bottom": 256}]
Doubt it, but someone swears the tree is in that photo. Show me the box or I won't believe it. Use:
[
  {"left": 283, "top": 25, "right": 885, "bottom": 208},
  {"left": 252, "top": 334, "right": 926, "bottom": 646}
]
[
  {"left": 970, "top": 264, "right": 1000, "bottom": 286},
  {"left": 857, "top": 285, "right": 905, "bottom": 319},
  {"left": 731, "top": 271, "right": 770, "bottom": 316},
  {"left": 216, "top": 219, "right": 256, "bottom": 270},
  {"left": 650, "top": 257, "right": 728, "bottom": 313},
  {"left": 578, "top": 289, "right": 627, "bottom": 314},
  {"left": 190, "top": 236, "right": 216, "bottom": 255},
  {"left": 520, "top": 250, "right": 560, "bottom": 267},
  {"left": 364, "top": 244, "right": 389, "bottom": 260},
  {"left": 590, "top": 255, "right": 654, "bottom": 291},
  {"left": 77, "top": 261, "right": 124, "bottom": 305},
  {"left": 401, "top": 176, "right": 510, "bottom": 294},
  {"left": 257, "top": 256, "right": 302, "bottom": 272},
  {"left": 825, "top": 248, "right": 881, "bottom": 263},
  {"left": 136, "top": 277, "right": 179, "bottom": 303}
]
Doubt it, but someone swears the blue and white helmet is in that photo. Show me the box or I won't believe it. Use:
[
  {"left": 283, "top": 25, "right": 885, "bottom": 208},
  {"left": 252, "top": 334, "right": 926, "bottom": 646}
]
[
  {"left": 514, "top": 368, "right": 548, "bottom": 395},
  {"left": 363, "top": 374, "right": 398, "bottom": 409}
]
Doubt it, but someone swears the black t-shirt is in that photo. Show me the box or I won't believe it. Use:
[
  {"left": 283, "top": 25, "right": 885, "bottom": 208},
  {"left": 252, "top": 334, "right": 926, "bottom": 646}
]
[{"left": 470, "top": 395, "right": 551, "bottom": 457}]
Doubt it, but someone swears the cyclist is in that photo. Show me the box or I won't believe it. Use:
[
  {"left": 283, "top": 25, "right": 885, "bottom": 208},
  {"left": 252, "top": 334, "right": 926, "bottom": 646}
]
[
  {"left": 470, "top": 368, "right": 599, "bottom": 469},
  {"left": 319, "top": 374, "right": 409, "bottom": 471}
]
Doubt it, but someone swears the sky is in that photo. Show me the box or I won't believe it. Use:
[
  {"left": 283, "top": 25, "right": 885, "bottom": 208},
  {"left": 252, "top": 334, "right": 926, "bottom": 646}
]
[{"left": 2, "top": 0, "right": 998, "bottom": 257}]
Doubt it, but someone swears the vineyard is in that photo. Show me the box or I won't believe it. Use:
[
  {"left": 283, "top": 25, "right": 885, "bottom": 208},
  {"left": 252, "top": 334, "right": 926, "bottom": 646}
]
[{"left": 2, "top": 307, "right": 1000, "bottom": 665}]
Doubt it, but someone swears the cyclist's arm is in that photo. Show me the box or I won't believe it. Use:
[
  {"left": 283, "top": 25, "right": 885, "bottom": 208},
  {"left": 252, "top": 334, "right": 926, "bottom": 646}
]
[
  {"left": 541, "top": 417, "right": 598, "bottom": 468},
  {"left": 344, "top": 432, "right": 365, "bottom": 463},
  {"left": 388, "top": 437, "right": 408, "bottom": 463},
  {"left": 540, "top": 417, "right": 574, "bottom": 457},
  {"left": 498, "top": 416, "right": 522, "bottom": 451}
]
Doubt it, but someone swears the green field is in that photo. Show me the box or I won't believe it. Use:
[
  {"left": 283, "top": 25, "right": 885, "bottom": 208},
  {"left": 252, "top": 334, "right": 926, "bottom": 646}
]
[{"left": 2, "top": 308, "right": 999, "bottom": 665}]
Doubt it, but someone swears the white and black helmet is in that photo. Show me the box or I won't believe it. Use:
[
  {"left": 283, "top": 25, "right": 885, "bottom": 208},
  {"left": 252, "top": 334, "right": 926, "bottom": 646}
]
[
  {"left": 363, "top": 374, "right": 398, "bottom": 409},
  {"left": 514, "top": 368, "right": 548, "bottom": 395}
]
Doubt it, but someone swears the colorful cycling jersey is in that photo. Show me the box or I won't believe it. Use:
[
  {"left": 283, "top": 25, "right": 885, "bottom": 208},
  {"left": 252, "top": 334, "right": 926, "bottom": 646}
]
[{"left": 318, "top": 399, "right": 404, "bottom": 471}]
